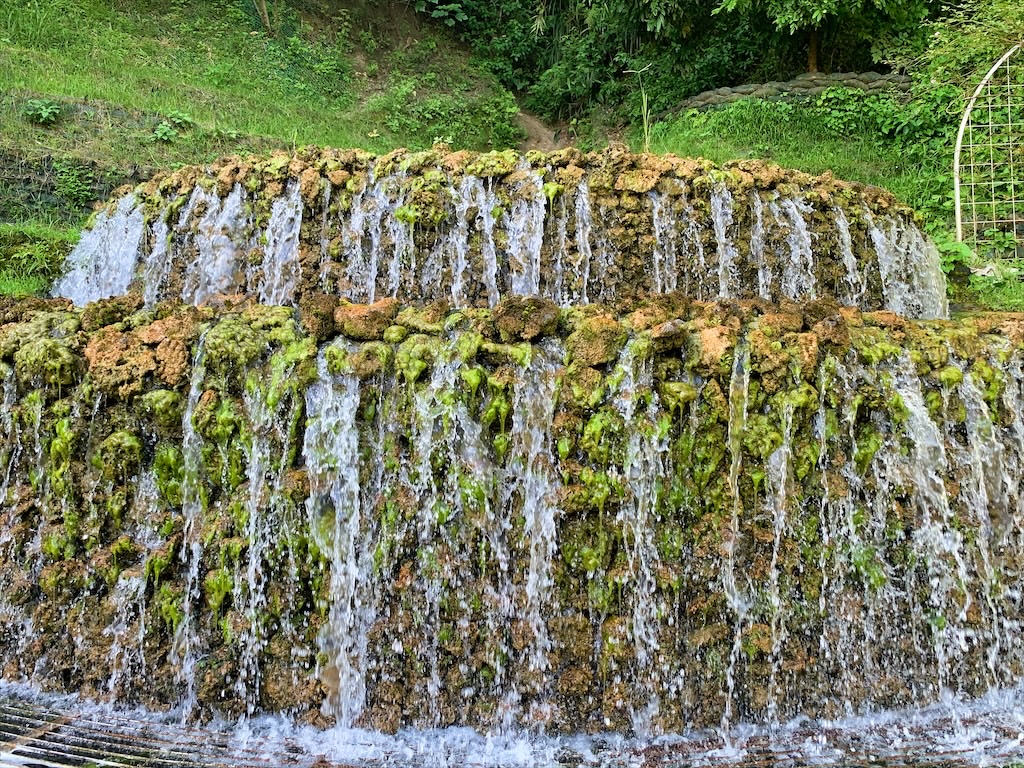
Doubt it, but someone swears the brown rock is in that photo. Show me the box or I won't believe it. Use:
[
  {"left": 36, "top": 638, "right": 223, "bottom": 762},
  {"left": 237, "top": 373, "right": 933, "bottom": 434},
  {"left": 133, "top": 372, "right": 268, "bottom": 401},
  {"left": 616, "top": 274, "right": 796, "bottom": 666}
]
[
  {"left": 863, "top": 310, "right": 906, "bottom": 329},
  {"left": 812, "top": 314, "right": 850, "bottom": 348},
  {"left": 803, "top": 297, "right": 842, "bottom": 326},
  {"left": 565, "top": 314, "right": 627, "bottom": 366},
  {"left": 79, "top": 294, "right": 143, "bottom": 333},
  {"left": 793, "top": 331, "right": 820, "bottom": 371},
  {"left": 298, "top": 293, "right": 339, "bottom": 342},
  {"left": 84, "top": 326, "right": 157, "bottom": 399},
  {"left": 696, "top": 325, "right": 736, "bottom": 371},
  {"left": 759, "top": 312, "right": 804, "bottom": 335},
  {"left": 334, "top": 298, "right": 400, "bottom": 340},
  {"left": 299, "top": 167, "right": 322, "bottom": 208},
  {"left": 492, "top": 296, "right": 559, "bottom": 342},
  {"left": 154, "top": 337, "right": 189, "bottom": 387}
]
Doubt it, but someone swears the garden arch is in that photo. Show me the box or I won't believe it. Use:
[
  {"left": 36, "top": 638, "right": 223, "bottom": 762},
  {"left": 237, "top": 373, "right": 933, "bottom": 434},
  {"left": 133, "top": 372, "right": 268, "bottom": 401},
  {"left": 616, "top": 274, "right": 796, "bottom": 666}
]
[{"left": 955, "top": 44, "right": 1024, "bottom": 259}]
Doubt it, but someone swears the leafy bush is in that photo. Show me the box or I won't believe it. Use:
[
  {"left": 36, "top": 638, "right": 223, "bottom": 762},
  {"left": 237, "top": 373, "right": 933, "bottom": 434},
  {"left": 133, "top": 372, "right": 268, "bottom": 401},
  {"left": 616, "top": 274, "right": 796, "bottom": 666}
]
[{"left": 22, "top": 98, "right": 63, "bottom": 126}]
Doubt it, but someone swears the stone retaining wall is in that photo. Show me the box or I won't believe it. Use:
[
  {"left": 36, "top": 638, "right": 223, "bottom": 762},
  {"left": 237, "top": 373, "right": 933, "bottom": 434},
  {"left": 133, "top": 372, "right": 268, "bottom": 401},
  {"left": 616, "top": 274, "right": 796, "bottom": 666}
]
[{"left": 676, "top": 71, "right": 912, "bottom": 112}]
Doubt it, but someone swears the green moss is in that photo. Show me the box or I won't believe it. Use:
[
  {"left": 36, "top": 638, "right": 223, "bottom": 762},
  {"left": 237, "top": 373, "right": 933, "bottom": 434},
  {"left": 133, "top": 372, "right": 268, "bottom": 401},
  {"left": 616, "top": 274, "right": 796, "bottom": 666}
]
[
  {"left": 543, "top": 182, "right": 564, "bottom": 203},
  {"left": 482, "top": 389, "right": 511, "bottom": 433},
  {"left": 204, "top": 566, "right": 234, "bottom": 615},
  {"left": 853, "top": 329, "right": 902, "bottom": 365},
  {"left": 396, "top": 334, "right": 440, "bottom": 384},
  {"left": 267, "top": 337, "right": 318, "bottom": 407},
  {"left": 479, "top": 341, "right": 532, "bottom": 367},
  {"left": 14, "top": 337, "right": 78, "bottom": 388},
  {"left": 204, "top": 314, "right": 264, "bottom": 376},
  {"left": 93, "top": 430, "right": 142, "bottom": 482},
  {"left": 659, "top": 381, "right": 698, "bottom": 415},
  {"left": 155, "top": 583, "right": 185, "bottom": 632},
  {"left": 459, "top": 366, "right": 485, "bottom": 396},
  {"left": 456, "top": 331, "right": 483, "bottom": 362},
  {"left": 154, "top": 443, "right": 185, "bottom": 507},
  {"left": 144, "top": 542, "right": 177, "bottom": 588},
  {"left": 742, "top": 413, "right": 782, "bottom": 459},
  {"left": 465, "top": 149, "right": 519, "bottom": 177},
  {"left": 383, "top": 324, "right": 409, "bottom": 344},
  {"left": 141, "top": 389, "right": 183, "bottom": 432},
  {"left": 854, "top": 426, "right": 884, "bottom": 474},
  {"left": 580, "top": 410, "right": 624, "bottom": 464},
  {"left": 41, "top": 530, "right": 74, "bottom": 560},
  {"left": 851, "top": 544, "right": 887, "bottom": 590}
]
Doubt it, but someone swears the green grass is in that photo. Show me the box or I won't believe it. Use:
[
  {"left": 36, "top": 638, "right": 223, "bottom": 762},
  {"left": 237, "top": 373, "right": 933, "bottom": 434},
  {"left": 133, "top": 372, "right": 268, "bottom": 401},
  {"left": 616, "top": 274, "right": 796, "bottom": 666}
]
[
  {"left": 0, "top": 0, "right": 524, "bottom": 296},
  {"left": 0, "top": 0, "right": 521, "bottom": 168},
  {"left": 0, "top": 221, "right": 81, "bottom": 297},
  {"left": 0, "top": 274, "right": 50, "bottom": 296},
  {"left": 646, "top": 97, "right": 950, "bottom": 223}
]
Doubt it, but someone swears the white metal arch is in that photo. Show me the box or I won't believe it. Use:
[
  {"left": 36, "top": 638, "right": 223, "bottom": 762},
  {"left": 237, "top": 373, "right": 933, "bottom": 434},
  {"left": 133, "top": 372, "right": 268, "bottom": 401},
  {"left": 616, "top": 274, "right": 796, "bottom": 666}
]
[{"left": 954, "top": 44, "right": 1023, "bottom": 258}]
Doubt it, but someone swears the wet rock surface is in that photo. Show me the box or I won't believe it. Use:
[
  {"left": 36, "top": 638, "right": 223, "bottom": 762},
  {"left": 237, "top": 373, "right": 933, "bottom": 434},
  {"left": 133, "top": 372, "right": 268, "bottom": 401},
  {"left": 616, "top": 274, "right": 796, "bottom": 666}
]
[
  {"left": 54, "top": 147, "right": 947, "bottom": 320},
  {"left": 1, "top": 294, "right": 1022, "bottom": 734}
]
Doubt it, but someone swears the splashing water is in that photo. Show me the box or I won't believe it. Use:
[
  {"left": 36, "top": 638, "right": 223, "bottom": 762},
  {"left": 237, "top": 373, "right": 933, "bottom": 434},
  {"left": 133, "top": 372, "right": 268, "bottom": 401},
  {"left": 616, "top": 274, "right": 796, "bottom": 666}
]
[{"left": 53, "top": 196, "right": 145, "bottom": 305}]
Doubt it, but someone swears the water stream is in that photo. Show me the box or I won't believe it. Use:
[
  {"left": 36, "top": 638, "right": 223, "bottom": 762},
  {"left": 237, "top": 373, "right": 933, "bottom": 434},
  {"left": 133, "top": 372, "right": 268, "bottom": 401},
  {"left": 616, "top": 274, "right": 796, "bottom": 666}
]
[{"left": 4, "top": 149, "right": 1020, "bottom": 764}]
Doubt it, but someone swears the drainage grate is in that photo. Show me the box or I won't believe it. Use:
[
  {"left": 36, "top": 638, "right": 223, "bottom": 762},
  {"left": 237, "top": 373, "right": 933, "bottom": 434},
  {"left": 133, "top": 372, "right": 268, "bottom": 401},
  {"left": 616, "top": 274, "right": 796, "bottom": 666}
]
[
  {"left": 0, "top": 699, "right": 308, "bottom": 768},
  {"left": 0, "top": 691, "right": 1015, "bottom": 768}
]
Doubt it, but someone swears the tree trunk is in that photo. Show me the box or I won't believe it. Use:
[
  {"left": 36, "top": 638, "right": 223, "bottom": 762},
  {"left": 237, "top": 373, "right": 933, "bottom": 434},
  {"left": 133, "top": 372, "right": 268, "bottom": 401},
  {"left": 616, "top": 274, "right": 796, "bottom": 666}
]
[
  {"left": 807, "top": 26, "right": 820, "bottom": 72},
  {"left": 252, "top": 0, "right": 273, "bottom": 36}
]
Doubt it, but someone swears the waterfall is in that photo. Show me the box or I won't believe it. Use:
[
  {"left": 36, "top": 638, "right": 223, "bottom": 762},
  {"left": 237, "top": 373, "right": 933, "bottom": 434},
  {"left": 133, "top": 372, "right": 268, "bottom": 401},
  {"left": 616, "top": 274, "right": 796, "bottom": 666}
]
[
  {"left": 254, "top": 182, "right": 304, "bottom": 305},
  {"left": 711, "top": 185, "right": 739, "bottom": 299},
  {"left": 52, "top": 149, "right": 949, "bottom": 319},
  {"left": 52, "top": 195, "right": 145, "bottom": 305},
  {"left": 168, "top": 335, "right": 209, "bottom": 719},
  {"left": 304, "top": 350, "right": 373, "bottom": 727},
  {"left": 27, "top": 148, "right": 1024, "bottom": 762}
]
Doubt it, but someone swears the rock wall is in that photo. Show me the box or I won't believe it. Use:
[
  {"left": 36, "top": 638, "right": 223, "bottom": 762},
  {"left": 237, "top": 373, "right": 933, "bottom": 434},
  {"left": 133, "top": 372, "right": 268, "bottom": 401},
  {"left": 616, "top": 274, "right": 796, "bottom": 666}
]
[
  {"left": 54, "top": 147, "right": 948, "bottom": 320},
  {"left": 675, "top": 71, "right": 912, "bottom": 112},
  {"left": 2, "top": 292, "right": 1022, "bottom": 734}
]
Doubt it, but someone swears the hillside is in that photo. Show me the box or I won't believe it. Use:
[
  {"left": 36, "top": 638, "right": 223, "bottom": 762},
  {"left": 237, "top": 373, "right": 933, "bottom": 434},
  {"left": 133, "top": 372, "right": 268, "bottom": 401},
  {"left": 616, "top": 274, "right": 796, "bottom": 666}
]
[{"left": 0, "top": 0, "right": 524, "bottom": 293}]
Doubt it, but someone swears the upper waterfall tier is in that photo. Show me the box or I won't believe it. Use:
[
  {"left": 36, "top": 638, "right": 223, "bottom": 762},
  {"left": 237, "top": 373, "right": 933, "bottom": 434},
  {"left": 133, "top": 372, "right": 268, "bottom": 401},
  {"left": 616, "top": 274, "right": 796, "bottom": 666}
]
[{"left": 53, "top": 147, "right": 948, "bottom": 319}]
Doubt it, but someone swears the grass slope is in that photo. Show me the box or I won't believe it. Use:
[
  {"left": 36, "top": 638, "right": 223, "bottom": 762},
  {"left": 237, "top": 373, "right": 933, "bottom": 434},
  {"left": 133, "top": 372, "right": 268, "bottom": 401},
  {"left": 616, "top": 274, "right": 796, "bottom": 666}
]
[{"left": 0, "top": 0, "right": 523, "bottom": 294}]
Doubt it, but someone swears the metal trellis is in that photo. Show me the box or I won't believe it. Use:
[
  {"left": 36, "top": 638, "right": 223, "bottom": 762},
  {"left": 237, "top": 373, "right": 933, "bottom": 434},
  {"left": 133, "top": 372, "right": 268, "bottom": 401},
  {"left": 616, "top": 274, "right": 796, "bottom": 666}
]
[{"left": 954, "top": 44, "right": 1024, "bottom": 259}]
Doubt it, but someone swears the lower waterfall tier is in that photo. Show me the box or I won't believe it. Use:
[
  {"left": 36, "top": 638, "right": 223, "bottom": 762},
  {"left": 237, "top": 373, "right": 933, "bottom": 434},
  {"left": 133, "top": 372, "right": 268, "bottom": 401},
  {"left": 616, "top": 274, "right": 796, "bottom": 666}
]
[{"left": 1, "top": 292, "right": 1022, "bottom": 734}]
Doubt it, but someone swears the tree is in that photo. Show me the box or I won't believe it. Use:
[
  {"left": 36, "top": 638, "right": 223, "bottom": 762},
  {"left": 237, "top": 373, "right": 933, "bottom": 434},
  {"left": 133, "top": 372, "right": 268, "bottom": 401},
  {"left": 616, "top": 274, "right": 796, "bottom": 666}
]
[{"left": 715, "top": 0, "right": 928, "bottom": 72}]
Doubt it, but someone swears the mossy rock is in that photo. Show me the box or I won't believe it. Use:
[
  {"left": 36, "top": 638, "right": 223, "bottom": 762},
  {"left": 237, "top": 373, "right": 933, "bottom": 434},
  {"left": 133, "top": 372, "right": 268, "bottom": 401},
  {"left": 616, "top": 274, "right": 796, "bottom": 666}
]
[
  {"left": 492, "top": 296, "right": 559, "bottom": 343},
  {"left": 335, "top": 298, "right": 400, "bottom": 341},
  {"left": 565, "top": 315, "right": 627, "bottom": 367},
  {"left": 14, "top": 337, "right": 80, "bottom": 388},
  {"left": 80, "top": 294, "right": 144, "bottom": 333},
  {"left": 94, "top": 430, "right": 143, "bottom": 482}
]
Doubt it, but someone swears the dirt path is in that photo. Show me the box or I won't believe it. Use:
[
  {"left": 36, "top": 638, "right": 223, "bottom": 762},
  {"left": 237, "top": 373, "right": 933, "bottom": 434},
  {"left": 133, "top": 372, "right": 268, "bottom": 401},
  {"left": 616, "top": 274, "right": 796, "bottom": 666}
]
[{"left": 515, "top": 110, "right": 566, "bottom": 152}]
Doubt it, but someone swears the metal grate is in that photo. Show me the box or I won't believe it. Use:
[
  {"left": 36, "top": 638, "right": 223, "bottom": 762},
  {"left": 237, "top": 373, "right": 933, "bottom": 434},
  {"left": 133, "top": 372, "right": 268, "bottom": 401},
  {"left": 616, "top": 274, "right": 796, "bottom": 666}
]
[{"left": 955, "top": 44, "right": 1024, "bottom": 259}]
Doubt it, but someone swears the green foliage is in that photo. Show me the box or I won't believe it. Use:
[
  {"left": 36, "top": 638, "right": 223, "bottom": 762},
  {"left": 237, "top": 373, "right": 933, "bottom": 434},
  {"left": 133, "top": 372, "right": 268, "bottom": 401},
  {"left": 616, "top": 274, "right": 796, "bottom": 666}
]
[
  {"left": 415, "top": 0, "right": 468, "bottom": 27},
  {"left": 22, "top": 97, "right": 62, "bottom": 125},
  {"left": 152, "top": 121, "right": 180, "bottom": 143},
  {"left": 53, "top": 161, "right": 95, "bottom": 209},
  {"left": 0, "top": 222, "right": 77, "bottom": 296},
  {"left": 368, "top": 73, "right": 523, "bottom": 150}
]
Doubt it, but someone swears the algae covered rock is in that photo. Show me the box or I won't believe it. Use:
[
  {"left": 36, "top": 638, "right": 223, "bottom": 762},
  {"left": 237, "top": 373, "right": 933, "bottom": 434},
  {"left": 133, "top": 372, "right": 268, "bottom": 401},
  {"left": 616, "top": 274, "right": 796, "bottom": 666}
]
[
  {"left": 492, "top": 296, "right": 559, "bottom": 342},
  {"left": 565, "top": 314, "right": 627, "bottom": 366}
]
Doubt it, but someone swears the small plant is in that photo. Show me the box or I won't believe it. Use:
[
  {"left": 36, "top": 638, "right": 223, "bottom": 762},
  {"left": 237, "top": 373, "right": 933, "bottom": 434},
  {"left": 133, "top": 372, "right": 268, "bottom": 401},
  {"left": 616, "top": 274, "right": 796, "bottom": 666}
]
[
  {"left": 414, "top": 0, "right": 468, "bottom": 27},
  {"left": 152, "top": 120, "right": 180, "bottom": 143},
  {"left": 165, "top": 110, "right": 195, "bottom": 130},
  {"left": 53, "top": 161, "right": 95, "bottom": 209},
  {"left": 625, "top": 64, "right": 653, "bottom": 154},
  {"left": 22, "top": 98, "right": 63, "bottom": 126}
]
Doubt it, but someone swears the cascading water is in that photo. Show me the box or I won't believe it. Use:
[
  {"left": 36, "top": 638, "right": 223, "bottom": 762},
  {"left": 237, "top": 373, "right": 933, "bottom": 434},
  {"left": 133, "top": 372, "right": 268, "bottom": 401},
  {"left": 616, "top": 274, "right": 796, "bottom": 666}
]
[
  {"left": 52, "top": 195, "right": 145, "bottom": 305},
  {"left": 8, "top": 147, "right": 1024, "bottom": 766},
  {"left": 168, "top": 334, "right": 209, "bottom": 719},
  {"left": 54, "top": 148, "right": 949, "bottom": 318}
]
